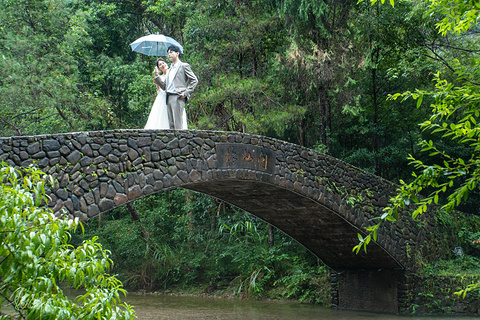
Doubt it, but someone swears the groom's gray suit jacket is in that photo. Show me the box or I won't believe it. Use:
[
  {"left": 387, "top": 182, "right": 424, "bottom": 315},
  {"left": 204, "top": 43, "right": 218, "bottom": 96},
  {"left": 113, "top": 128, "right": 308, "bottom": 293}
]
[{"left": 154, "top": 61, "right": 198, "bottom": 101}]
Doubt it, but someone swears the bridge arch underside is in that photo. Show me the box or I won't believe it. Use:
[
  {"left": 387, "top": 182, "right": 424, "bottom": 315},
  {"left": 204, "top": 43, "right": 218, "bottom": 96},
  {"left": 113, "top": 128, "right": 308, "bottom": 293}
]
[
  {"left": 183, "top": 179, "right": 401, "bottom": 271},
  {"left": 183, "top": 178, "right": 404, "bottom": 314}
]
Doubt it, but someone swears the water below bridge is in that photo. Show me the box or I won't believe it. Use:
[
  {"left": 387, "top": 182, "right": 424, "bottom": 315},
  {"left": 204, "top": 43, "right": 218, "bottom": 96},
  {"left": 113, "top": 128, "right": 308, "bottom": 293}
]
[{"left": 125, "top": 294, "right": 452, "bottom": 320}]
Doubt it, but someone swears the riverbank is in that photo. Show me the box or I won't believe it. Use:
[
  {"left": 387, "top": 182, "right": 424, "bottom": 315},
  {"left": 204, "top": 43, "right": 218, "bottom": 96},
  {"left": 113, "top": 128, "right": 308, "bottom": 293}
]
[
  {"left": 128, "top": 280, "right": 331, "bottom": 306},
  {"left": 402, "top": 273, "right": 480, "bottom": 315},
  {"left": 398, "top": 256, "right": 480, "bottom": 315}
]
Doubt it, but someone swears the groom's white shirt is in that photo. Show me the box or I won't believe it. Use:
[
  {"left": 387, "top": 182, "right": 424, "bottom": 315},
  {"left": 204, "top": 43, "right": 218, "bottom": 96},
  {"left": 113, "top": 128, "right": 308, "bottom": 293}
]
[{"left": 166, "top": 62, "right": 178, "bottom": 94}]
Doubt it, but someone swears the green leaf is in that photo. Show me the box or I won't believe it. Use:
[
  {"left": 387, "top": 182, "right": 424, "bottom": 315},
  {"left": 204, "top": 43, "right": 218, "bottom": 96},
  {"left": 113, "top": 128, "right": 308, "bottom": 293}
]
[{"left": 416, "top": 94, "right": 423, "bottom": 108}]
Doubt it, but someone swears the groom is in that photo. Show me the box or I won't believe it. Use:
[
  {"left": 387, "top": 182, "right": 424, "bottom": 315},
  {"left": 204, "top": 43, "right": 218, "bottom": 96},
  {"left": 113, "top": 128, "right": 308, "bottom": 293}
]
[{"left": 154, "top": 45, "right": 198, "bottom": 129}]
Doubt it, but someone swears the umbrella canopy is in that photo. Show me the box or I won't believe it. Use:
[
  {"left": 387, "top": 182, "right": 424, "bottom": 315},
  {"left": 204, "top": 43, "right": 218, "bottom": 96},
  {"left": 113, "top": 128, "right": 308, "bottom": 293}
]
[{"left": 130, "top": 34, "right": 184, "bottom": 56}]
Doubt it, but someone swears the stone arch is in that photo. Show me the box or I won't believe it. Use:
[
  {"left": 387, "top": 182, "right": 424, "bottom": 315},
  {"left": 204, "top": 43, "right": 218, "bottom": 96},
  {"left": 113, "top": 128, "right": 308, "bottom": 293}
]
[
  {"left": 0, "top": 129, "right": 427, "bottom": 269},
  {"left": 0, "top": 129, "right": 446, "bottom": 313}
]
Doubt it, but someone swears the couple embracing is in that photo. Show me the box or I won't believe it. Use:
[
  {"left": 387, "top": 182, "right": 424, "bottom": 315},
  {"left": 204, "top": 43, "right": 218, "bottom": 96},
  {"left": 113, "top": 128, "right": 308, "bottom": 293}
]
[{"left": 145, "top": 45, "right": 198, "bottom": 130}]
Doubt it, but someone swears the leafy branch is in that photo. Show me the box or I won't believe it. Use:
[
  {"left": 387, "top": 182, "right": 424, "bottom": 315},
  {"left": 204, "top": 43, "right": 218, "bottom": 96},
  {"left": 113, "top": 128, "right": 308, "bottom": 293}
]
[
  {"left": 354, "top": 69, "right": 480, "bottom": 253},
  {"left": 0, "top": 162, "right": 136, "bottom": 319}
]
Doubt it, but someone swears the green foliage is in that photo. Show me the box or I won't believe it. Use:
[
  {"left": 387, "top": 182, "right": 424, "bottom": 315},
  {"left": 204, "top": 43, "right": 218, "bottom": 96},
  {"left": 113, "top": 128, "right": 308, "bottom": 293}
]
[
  {"left": 363, "top": 0, "right": 480, "bottom": 35},
  {"left": 353, "top": 0, "right": 480, "bottom": 297},
  {"left": 427, "top": 0, "right": 480, "bottom": 36},
  {"left": 334, "top": 0, "right": 437, "bottom": 178},
  {"left": 183, "top": 0, "right": 292, "bottom": 136},
  {"left": 384, "top": 67, "right": 480, "bottom": 217},
  {"left": 416, "top": 256, "right": 480, "bottom": 311},
  {"left": 0, "top": 163, "right": 135, "bottom": 319},
  {"left": 273, "top": 264, "right": 330, "bottom": 304},
  {"left": 74, "top": 190, "right": 329, "bottom": 304},
  {"left": 423, "top": 256, "right": 480, "bottom": 277},
  {"left": 0, "top": 0, "right": 120, "bottom": 136},
  {"left": 192, "top": 74, "right": 305, "bottom": 135}
]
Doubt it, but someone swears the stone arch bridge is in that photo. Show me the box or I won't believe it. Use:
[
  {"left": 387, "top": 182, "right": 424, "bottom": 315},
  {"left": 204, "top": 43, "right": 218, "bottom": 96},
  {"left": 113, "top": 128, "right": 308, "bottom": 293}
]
[{"left": 0, "top": 130, "right": 447, "bottom": 313}]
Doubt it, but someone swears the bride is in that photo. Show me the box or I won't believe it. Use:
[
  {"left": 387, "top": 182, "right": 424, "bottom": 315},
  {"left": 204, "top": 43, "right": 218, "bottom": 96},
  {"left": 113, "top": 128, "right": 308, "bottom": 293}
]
[{"left": 144, "top": 58, "right": 188, "bottom": 130}]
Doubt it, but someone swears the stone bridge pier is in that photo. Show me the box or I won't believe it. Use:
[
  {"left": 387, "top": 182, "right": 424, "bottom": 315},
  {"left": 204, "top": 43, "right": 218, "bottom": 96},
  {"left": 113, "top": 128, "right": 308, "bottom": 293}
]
[{"left": 0, "top": 130, "right": 449, "bottom": 314}]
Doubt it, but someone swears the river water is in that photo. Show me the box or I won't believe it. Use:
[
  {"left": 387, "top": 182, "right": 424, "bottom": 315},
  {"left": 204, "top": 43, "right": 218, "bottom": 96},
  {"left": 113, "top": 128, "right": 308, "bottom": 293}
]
[
  {"left": 0, "top": 289, "right": 456, "bottom": 319},
  {"left": 125, "top": 294, "right": 452, "bottom": 320}
]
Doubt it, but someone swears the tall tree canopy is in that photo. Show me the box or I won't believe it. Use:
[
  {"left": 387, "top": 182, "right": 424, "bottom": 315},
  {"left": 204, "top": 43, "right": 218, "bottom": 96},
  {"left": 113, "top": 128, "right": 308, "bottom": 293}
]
[
  {"left": 0, "top": 0, "right": 118, "bottom": 135},
  {"left": 354, "top": 1, "right": 480, "bottom": 296}
]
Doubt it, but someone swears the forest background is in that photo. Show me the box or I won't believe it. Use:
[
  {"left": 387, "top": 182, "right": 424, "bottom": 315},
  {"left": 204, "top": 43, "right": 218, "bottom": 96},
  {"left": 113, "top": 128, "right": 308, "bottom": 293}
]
[{"left": 1, "top": 0, "right": 480, "bottom": 306}]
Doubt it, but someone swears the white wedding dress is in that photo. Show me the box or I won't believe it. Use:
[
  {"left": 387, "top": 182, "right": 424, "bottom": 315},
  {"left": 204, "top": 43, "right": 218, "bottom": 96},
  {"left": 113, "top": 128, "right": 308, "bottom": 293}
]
[{"left": 144, "top": 75, "right": 188, "bottom": 130}]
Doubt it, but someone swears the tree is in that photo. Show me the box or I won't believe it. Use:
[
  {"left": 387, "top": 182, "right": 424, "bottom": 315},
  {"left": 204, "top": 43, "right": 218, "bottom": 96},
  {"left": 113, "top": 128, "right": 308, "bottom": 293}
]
[
  {"left": 273, "top": 0, "right": 359, "bottom": 149},
  {"left": 0, "top": 163, "right": 135, "bottom": 319},
  {"left": 183, "top": 0, "right": 300, "bottom": 136},
  {"left": 332, "top": 1, "right": 435, "bottom": 179},
  {"left": 0, "top": 0, "right": 121, "bottom": 136},
  {"left": 353, "top": 0, "right": 480, "bottom": 295}
]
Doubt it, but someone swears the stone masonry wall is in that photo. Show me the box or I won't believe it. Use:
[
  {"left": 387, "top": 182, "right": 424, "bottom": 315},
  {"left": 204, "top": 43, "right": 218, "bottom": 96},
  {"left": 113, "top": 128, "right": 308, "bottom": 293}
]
[{"left": 0, "top": 129, "right": 451, "bottom": 271}]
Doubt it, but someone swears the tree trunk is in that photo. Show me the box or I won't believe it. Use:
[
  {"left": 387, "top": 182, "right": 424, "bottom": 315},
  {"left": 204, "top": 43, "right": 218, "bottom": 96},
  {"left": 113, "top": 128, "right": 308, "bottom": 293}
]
[
  {"left": 251, "top": 47, "right": 257, "bottom": 78},
  {"left": 268, "top": 224, "right": 274, "bottom": 248},
  {"left": 127, "top": 202, "right": 140, "bottom": 221},
  {"left": 127, "top": 202, "right": 149, "bottom": 241},
  {"left": 318, "top": 89, "right": 332, "bottom": 154},
  {"left": 239, "top": 51, "right": 244, "bottom": 78},
  {"left": 185, "top": 191, "right": 195, "bottom": 251},
  {"left": 297, "top": 118, "right": 306, "bottom": 146},
  {"left": 371, "top": 56, "right": 380, "bottom": 176},
  {"left": 185, "top": 190, "right": 195, "bottom": 235}
]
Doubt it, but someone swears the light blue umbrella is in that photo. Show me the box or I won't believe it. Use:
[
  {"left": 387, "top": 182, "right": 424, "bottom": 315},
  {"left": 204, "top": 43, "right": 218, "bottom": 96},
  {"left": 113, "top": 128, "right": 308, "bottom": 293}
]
[{"left": 130, "top": 34, "right": 184, "bottom": 56}]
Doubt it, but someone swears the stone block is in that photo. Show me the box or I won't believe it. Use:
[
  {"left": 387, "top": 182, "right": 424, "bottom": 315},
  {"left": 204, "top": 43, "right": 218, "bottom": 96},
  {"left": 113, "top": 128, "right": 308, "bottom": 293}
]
[
  {"left": 27, "top": 142, "right": 41, "bottom": 154},
  {"left": 114, "top": 193, "right": 128, "bottom": 206},
  {"left": 128, "top": 185, "right": 142, "bottom": 200},
  {"left": 87, "top": 204, "right": 100, "bottom": 218},
  {"left": 99, "top": 198, "right": 115, "bottom": 212}
]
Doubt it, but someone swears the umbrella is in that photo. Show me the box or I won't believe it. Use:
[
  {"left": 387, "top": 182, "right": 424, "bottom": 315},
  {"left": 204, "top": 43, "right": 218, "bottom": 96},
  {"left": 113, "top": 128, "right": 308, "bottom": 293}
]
[{"left": 130, "top": 34, "right": 184, "bottom": 56}]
